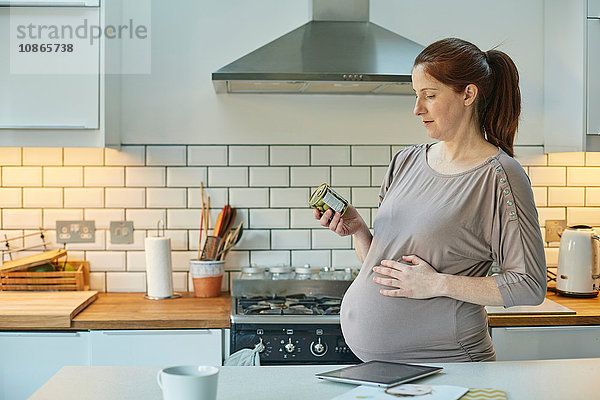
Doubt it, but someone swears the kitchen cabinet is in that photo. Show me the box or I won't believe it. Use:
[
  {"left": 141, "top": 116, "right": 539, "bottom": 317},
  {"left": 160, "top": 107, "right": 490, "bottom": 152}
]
[
  {"left": 544, "top": 0, "right": 600, "bottom": 152},
  {"left": 0, "top": 331, "right": 90, "bottom": 400},
  {"left": 0, "top": 0, "right": 120, "bottom": 147},
  {"left": 89, "top": 329, "right": 222, "bottom": 366},
  {"left": 491, "top": 325, "right": 600, "bottom": 361}
]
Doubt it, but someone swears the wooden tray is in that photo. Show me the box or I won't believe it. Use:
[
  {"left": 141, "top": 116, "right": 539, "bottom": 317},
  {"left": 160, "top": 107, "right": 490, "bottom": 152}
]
[{"left": 0, "top": 261, "right": 90, "bottom": 291}]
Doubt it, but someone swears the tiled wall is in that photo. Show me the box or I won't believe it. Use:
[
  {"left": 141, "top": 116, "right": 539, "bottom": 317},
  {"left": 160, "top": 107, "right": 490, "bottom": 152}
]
[{"left": 1, "top": 146, "right": 599, "bottom": 293}]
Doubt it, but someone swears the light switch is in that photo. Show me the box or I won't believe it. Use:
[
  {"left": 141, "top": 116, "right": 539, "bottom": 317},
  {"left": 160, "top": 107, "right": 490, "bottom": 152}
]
[
  {"left": 110, "top": 221, "right": 134, "bottom": 244},
  {"left": 545, "top": 219, "right": 566, "bottom": 243},
  {"left": 56, "top": 220, "right": 95, "bottom": 243}
]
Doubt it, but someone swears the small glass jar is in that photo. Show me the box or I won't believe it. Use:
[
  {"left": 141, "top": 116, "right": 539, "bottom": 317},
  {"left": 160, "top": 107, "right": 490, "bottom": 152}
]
[
  {"left": 318, "top": 266, "right": 335, "bottom": 280},
  {"left": 269, "top": 265, "right": 295, "bottom": 280},
  {"left": 240, "top": 266, "right": 267, "bottom": 280},
  {"left": 294, "top": 264, "right": 317, "bottom": 280}
]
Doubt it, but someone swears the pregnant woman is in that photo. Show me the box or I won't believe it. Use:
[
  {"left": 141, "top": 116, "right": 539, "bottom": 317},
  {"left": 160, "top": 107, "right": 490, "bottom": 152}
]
[{"left": 314, "top": 38, "right": 546, "bottom": 362}]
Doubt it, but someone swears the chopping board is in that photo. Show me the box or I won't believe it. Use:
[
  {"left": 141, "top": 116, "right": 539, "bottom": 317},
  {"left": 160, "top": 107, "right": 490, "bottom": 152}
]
[{"left": 0, "top": 290, "right": 98, "bottom": 328}]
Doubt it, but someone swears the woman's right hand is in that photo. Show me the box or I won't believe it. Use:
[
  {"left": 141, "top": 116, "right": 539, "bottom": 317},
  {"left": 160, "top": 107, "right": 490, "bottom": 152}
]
[{"left": 313, "top": 205, "right": 366, "bottom": 237}]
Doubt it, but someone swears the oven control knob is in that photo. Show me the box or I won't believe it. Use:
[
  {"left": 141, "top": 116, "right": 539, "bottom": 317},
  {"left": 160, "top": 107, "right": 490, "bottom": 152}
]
[
  {"left": 310, "top": 338, "right": 327, "bottom": 356},
  {"left": 284, "top": 338, "right": 296, "bottom": 353}
]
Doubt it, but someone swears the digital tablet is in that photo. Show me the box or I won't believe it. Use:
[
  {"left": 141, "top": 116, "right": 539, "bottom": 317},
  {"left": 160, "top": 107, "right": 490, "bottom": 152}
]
[{"left": 315, "top": 361, "right": 442, "bottom": 388}]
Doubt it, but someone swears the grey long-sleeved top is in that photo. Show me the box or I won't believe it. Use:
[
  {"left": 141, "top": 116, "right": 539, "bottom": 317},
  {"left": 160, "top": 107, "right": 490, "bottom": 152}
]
[{"left": 340, "top": 143, "right": 547, "bottom": 363}]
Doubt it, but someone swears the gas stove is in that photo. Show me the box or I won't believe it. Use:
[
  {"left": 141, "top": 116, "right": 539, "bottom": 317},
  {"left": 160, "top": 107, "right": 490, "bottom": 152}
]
[{"left": 229, "top": 280, "right": 360, "bottom": 365}]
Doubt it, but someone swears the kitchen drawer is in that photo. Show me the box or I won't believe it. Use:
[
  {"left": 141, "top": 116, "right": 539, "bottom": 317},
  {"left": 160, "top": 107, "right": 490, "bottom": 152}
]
[
  {"left": 89, "top": 329, "right": 222, "bottom": 367},
  {"left": 0, "top": 6, "right": 100, "bottom": 129},
  {"left": 491, "top": 326, "right": 600, "bottom": 361},
  {"left": 0, "top": 0, "right": 100, "bottom": 6},
  {"left": 0, "top": 331, "right": 90, "bottom": 400}
]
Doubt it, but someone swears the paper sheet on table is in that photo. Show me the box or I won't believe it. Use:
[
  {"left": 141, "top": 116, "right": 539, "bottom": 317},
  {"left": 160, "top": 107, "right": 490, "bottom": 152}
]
[{"left": 330, "top": 385, "right": 469, "bottom": 400}]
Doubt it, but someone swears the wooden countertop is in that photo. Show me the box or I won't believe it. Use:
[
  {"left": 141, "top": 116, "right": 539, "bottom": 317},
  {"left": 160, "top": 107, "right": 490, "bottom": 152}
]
[
  {"left": 488, "top": 291, "right": 600, "bottom": 327},
  {"left": 70, "top": 292, "right": 231, "bottom": 330}
]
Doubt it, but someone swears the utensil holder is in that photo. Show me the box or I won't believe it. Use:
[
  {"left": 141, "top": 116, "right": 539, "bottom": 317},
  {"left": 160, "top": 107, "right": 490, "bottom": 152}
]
[{"left": 190, "top": 260, "right": 224, "bottom": 298}]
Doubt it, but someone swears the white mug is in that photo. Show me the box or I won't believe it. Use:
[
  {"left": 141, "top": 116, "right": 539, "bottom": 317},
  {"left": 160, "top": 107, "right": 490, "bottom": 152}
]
[{"left": 157, "top": 365, "right": 219, "bottom": 400}]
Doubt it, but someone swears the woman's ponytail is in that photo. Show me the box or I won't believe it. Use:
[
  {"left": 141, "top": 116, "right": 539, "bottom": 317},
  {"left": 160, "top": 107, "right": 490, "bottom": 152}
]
[{"left": 482, "top": 50, "right": 520, "bottom": 158}]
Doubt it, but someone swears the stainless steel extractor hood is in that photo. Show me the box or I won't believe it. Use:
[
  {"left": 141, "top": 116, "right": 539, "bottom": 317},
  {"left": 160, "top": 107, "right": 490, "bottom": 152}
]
[{"left": 212, "top": 0, "right": 424, "bottom": 95}]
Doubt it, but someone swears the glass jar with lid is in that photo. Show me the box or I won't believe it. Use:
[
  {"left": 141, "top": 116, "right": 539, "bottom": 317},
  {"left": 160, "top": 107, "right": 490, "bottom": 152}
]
[
  {"left": 240, "top": 265, "right": 267, "bottom": 280},
  {"left": 318, "top": 266, "right": 335, "bottom": 280},
  {"left": 268, "top": 265, "right": 295, "bottom": 280},
  {"left": 294, "top": 264, "right": 317, "bottom": 280}
]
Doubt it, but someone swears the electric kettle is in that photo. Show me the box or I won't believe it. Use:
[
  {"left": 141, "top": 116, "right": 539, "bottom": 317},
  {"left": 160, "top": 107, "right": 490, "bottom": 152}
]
[{"left": 556, "top": 225, "right": 600, "bottom": 297}]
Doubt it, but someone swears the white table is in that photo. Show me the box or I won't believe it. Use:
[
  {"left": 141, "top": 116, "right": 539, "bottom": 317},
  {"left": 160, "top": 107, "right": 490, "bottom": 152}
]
[{"left": 30, "top": 359, "right": 600, "bottom": 400}]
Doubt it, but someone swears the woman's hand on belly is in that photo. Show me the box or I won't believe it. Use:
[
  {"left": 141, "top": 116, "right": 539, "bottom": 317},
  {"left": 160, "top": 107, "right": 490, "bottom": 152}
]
[{"left": 372, "top": 255, "right": 444, "bottom": 299}]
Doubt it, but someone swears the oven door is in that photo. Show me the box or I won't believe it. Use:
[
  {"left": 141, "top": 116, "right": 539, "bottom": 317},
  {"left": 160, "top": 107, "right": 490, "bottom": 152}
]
[{"left": 230, "top": 321, "right": 360, "bottom": 365}]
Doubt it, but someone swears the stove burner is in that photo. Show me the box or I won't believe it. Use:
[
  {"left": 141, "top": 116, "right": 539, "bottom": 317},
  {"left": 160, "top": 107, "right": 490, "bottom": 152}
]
[{"left": 237, "top": 295, "right": 343, "bottom": 316}]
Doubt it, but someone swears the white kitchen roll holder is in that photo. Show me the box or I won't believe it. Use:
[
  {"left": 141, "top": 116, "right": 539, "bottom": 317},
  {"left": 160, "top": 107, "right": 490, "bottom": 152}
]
[{"left": 144, "top": 220, "right": 181, "bottom": 300}]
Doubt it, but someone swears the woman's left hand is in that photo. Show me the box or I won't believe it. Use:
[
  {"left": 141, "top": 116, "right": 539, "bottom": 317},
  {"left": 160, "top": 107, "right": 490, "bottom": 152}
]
[{"left": 372, "top": 255, "right": 444, "bottom": 299}]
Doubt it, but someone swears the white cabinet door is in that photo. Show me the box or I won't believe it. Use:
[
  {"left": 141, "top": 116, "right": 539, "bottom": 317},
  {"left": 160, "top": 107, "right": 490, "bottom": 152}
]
[
  {"left": 491, "top": 326, "right": 600, "bottom": 361},
  {"left": 589, "top": 18, "right": 600, "bottom": 135},
  {"left": 0, "top": 6, "right": 100, "bottom": 129},
  {"left": 90, "top": 329, "right": 222, "bottom": 367},
  {"left": 0, "top": 331, "right": 89, "bottom": 400}
]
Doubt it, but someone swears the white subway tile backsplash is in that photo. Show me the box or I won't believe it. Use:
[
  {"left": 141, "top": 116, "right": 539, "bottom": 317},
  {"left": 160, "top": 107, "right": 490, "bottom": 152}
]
[
  {"left": 531, "top": 187, "right": 547, "bottom": 207},
  {"left": 352, "top": 146, "right": 390, "bottom": 166},
  {"left": 528, "top": 167, "right": 566, "bottom": 186},
  {"left": 270, "top": 146, "right": 309, "bottom": 166},
  {"left": 126, "top": 251, "right": 146, "bottom": 271},
  {"left": 0, "top": 148, "right": 21, "bottom": 165},
  {"left": 163, "top": 230, "right": 188, "bottom": 251},
  {"left": 587, "top": 188, "right": 600, "bottom": 206},
  {"left": 0, "top": 188, "right": 21, "bottom": 207},
  {"left": 291, "top": 167, "right": 329, "bottom": 186},
  {"left": 2, "top": 209, "right": 42, "bottom": 229},
  {"left": 3, "top": 167, "right": 42, "bottom": 186},
  {"left": 23, "top": 188, "right": 62, "bottom": 208},
  {"left": 188, "top": 188, "right": 228, "bottom": 208},
  {"left": 107, "top": 272, "right": 146, "bottom": 292},
  {"left": 167, "top": 167, "right": 207, "bottom": 187},
  {"left": 172, "top": 272, "right": 188, "bottom": 292},
  {"left": 230, "top": 188, "right": 269, "bottom": 208},
  {"left": 371, "top": 167, "right": 388, "bottom": 187},
  {"left": 331, "top": 167, "right": 370, "bottom": 186},
  {"left": 147, "top": 188, "right": 187, "bottom": 208},
  {"left": 23, "top": 148, "right": 62, "bottom": 166},
  {"left": 544, "top": 247, "right": 560, "bottom": 266},
  {"left": 64, "top": 148, "right": 103, "bottom": 166},
  {"left": 87, "top": 251, "right": 126, "bottom": 271},
  {"left": 84, "top": 167, "right": 124, "bottom": 187},
  {"left": 271, "top": 188, "right": 309, "bottom": 208},
  {"left": 43, "top": 209, "right": 83, "bottom": 229},
  {"left": 64, "top": 188, "right": 103, "bottom": 208},
  {"left": 167, "top": 209, "right": 202, "bottom": 229},
  {"left": 105, "top": 146, "right": 145, "bottom": 166},
  {"left": 567, "top": 167, "right": 600, "bottom": 186},
  {"left": 272, "top": 229, "right": 310, "bottom": 249},
  {"left": 229, "top": 146, "right": 268, "bottom": 166},
  {"left": 208, "top": 167, "right": 248, "bottom": 187},
  {"left": 84, "top": 209, "right": 125, "bottom": 229},
  {"left": 352, "top": 187, "right": 380, "bottom": 207},
  {"left": 291, "top": 208, "right": 320, "bottom": 229},
  {"left": 311, "top": 229, "right": 351, "bottom": 249},
  {"left": 126, "top": 209, "right": 166, "bottom": 229},
  {"left": 332, "top": 249, "right": 361, "bottom": 268},
  {"left": 126, "top": 167, "right": 165, "bottom": 187},
  {"left": 106, "top": 230, "right": 146, "bottom": 251},
  {"left": 224, "top": 250, "right": 250, "bottom": 271},
  {"left": 171, "top": 251, "right": 197, "bottom": 271},
  {"left": 311, "top": 146, "right": 350, "bottom": 165},
  {"left": 250, "top": 250, "right": 290, "bottom": 267},
  {"left": 105, "top": 188, "right": 145, "bottom": 208},
  {"left": 249, "top": 209, "right": 288, "bottom": 228},
  {"left": 236, "top": 229, "right": 270, "bottom": 250},
  {"left": 89, "top": 272, "right": 106, "bottom": 292},
  {"left": 147, "top": 146, "right": 186, "bottom": 166},
  {"left": 586, "top": 152, "right": 600, "bottom": 167},
  {"left": 188, "top": 146, "right": 228, "bottom": 166},
  {"left": 43, "top": 167, "right": 82, "bottom": 187},
  {"left": 291, "top": 250, "right": 330, "bottom": 268},
  {"left": 548, "top": 152, "right": 585, "bottom": 166},
  {"left": 355, "top": 208, "right": 372, "bottom": 229},
  {"left": 567, "top": 207, "right": 600, "bottom": 226},
  {"left": 249, "top": 167, "right": 289, "bottom": 187},
  {"left": 548, "top": 187, "right": 585, "bottom": 206},
  {"left": 537, "top": 207, "right": 566, "bottom": 225}
]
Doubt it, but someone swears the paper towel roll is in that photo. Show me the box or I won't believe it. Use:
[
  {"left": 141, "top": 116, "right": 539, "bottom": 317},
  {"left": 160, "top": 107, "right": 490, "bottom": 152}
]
[{"left": 145, "top": 237, "right": 174, "bottom": 298}]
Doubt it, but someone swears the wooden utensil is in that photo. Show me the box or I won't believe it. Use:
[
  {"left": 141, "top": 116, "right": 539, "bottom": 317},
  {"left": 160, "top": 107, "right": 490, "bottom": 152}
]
[
  {"left": 216, "top": 222, "right": 244, "bottom": 260},
  {"left": 200, "top": 236, "right": 221, "bottom": 260},
  {"left": 197, "top": 182, "right": 206, "bottom": 260},
  {"left": 0, "top": 249, "right": 67, "bottom": 274}
]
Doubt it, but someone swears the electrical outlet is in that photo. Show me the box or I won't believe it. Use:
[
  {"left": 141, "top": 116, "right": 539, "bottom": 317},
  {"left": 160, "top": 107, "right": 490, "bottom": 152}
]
[
  {"left": 110, "top": 221, "right": 134, "bottom": 244},
  {"left": 56, "top": 220, "right": 95, "bottom": 243},
  {"left": 545, "top": 219, "right": 566, "bottom": 242}
]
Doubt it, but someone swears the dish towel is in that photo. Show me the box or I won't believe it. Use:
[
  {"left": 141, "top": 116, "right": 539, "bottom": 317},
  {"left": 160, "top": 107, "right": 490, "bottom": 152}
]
[
  {"left": 460, "top": 388, "right": 507, "bottom": 399},
  {"left": 223, "top": 341, "right": 265, "bottom": 366}
]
